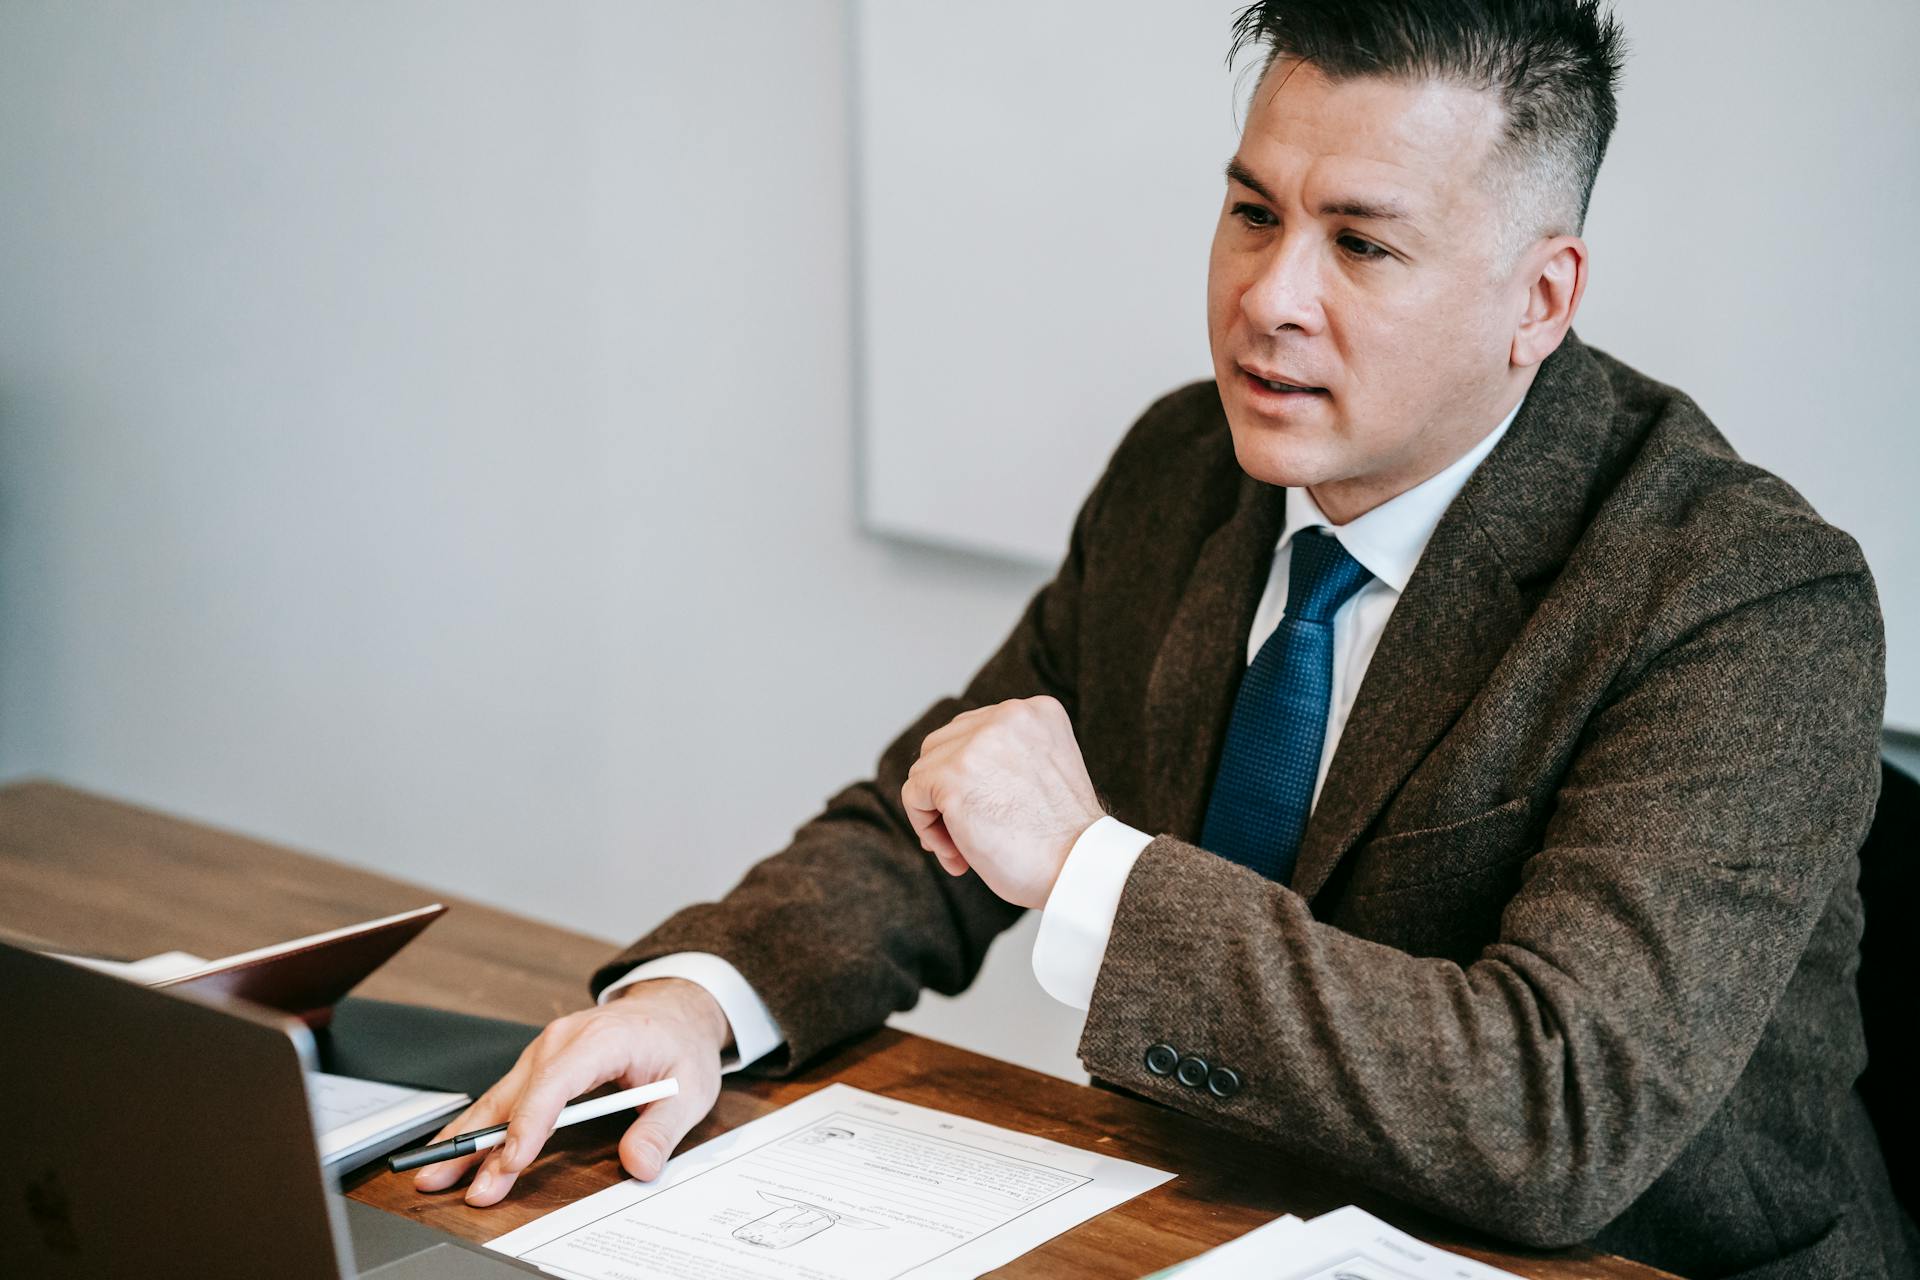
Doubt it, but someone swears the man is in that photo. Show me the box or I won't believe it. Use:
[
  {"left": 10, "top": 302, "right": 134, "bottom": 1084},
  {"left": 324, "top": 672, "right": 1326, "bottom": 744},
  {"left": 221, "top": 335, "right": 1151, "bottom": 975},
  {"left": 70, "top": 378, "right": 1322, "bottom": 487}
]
[{"left": 416, "top": 3, "right": 1914, "bottom": 1274}]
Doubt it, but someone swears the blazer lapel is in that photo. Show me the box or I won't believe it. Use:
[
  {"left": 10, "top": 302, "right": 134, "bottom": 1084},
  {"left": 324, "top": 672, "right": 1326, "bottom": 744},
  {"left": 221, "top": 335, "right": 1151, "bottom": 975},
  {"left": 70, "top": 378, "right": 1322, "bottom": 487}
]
[
  {"left": 1288, "top": 333, "right": 1623, "bottom": 901},
  {"left": 1142, "top": 471, "right": 1287, "bottom": 841},
  {"left": 1286, "top": 510, "right": 1526, "bottom": 899}
]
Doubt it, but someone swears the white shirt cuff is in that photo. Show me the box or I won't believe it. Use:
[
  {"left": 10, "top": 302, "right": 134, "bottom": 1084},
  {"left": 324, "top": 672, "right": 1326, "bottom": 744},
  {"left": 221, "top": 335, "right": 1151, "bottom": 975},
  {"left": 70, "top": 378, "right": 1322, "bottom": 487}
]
[
  {"left": 1032, "top": 816, "right": 1154, "bottom": 1011},
  {"left": 597, "top": 952, "right": 782, "bottom": 1073}
]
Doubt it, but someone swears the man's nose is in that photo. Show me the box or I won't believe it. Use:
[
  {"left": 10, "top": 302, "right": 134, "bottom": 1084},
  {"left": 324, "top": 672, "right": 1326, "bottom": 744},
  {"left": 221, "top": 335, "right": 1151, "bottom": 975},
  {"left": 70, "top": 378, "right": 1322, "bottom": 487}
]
[{"left": 1239, "top": 234, "right": 1324, "bottom": 335}]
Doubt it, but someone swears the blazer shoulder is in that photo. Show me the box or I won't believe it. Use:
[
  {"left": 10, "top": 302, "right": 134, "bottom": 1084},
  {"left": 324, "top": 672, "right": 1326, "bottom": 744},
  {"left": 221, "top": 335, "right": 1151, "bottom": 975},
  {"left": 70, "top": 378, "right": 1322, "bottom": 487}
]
[
  {"left": 1054, "top": 378, "right": 1250, "bottom": 589},
  {"left": 1109, "top": 379, "right": 1229, "bottom": 467},
  {"left": 1091, "top": 379, "right": 1236, "bottom": 508},
  {"left": 1578, "top": 346, "right": 1879, "bottom": 642}
]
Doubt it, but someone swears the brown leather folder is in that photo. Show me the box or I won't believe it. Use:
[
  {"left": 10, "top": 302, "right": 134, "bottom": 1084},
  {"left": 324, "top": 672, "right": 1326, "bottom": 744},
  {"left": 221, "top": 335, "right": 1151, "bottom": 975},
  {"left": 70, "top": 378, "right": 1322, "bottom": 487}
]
[{"left": 154, "top": 904, "right": 446, "bottom": 1029}]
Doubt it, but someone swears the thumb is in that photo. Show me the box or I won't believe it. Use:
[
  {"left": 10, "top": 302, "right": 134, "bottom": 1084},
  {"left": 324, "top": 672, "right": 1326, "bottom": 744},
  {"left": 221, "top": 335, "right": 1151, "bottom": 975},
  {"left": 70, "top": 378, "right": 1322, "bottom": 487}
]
[
  {"left": 922, "top": 814, "right": 970, "bottom": 877},
  {"left": 617, "top": 1083, "right": 713, "bottom": 1182}
]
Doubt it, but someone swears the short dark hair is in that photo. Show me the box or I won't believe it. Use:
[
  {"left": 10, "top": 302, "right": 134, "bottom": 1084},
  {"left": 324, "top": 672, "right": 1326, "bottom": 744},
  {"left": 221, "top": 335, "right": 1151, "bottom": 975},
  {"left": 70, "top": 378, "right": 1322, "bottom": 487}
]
[{"left": 1227, "top": 0, "right": 1626, "bottom": 247}]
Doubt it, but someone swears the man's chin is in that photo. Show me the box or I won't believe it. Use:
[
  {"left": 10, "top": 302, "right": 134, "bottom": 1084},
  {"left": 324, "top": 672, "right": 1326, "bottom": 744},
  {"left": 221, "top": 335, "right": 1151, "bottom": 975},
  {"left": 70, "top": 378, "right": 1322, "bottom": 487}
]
[{"left": 1226, "top": 428, "right": 1345, "bottom": 491}]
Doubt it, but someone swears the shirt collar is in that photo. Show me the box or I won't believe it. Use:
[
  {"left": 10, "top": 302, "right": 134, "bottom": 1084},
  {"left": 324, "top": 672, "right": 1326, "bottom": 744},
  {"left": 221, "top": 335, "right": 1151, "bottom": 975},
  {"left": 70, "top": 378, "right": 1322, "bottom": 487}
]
[{"left": 1280, "top": 395, "right": 1525, "bottom": 595}]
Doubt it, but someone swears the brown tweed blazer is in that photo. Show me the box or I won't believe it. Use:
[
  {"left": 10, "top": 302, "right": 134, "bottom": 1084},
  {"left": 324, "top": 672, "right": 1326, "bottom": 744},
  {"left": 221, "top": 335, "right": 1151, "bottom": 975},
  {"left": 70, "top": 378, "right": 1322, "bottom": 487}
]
[{"left": 596, "top": 333, "right": 1915, "bottom": 1279}]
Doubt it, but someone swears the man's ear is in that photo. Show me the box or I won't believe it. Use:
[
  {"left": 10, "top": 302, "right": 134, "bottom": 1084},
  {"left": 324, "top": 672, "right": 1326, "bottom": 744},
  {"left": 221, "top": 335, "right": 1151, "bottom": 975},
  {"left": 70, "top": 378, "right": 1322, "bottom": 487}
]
[{"left": 1511, "top": 235, "right": 1587, "bottom": 369}]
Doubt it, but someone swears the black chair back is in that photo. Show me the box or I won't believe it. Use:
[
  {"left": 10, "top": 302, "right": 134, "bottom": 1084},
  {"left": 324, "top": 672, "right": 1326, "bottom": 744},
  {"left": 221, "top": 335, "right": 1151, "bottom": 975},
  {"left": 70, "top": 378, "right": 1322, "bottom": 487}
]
[{"left": 1858, "top": 755, "right": 1920, "bottom": 1216}]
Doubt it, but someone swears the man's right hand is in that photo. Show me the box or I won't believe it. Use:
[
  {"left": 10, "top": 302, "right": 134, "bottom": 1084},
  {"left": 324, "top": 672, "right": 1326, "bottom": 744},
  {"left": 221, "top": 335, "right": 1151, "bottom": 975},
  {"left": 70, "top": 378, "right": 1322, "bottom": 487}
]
[{"left": 410, "top": 977, "right": 731, "bottom": 1206}]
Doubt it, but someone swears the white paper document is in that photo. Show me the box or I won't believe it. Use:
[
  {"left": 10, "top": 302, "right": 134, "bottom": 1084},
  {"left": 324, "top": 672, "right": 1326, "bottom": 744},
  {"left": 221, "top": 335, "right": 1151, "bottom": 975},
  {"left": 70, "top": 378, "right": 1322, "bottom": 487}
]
[
  {"left": 487, "top": 1082, "right": 1173, "bottom": 1280},
  {"left": 1159, "top": 1204, "right": 1524, "bottom": 1280}
]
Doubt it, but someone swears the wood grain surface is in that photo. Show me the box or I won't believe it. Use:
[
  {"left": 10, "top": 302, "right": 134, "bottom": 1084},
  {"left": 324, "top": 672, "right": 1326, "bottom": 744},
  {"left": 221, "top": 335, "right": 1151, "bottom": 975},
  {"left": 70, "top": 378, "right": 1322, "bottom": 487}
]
[{"left": 0, "top": 779, "right": 1680, "bottom": 1278}]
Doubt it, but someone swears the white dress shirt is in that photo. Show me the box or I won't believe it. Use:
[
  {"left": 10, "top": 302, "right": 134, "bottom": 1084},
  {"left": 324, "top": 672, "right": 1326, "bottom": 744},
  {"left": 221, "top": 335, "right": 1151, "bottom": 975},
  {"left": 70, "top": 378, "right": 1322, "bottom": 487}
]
[{"left": 604, "top": 396, "right": 1525, "bottom": 1062}]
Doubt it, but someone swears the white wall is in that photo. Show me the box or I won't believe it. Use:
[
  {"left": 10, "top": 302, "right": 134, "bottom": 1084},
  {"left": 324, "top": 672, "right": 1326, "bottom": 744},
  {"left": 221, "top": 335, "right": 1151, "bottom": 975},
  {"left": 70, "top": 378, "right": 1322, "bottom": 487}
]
[{"left": 0, "top": 1, "right": 1078, "bottom": 1078}]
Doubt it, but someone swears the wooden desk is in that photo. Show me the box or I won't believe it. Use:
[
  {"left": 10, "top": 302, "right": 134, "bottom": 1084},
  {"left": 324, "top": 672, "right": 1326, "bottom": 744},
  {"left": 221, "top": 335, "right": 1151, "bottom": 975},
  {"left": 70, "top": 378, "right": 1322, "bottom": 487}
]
[{"left": 0, "top": 780, "right": 1676, "bottom": 1279}]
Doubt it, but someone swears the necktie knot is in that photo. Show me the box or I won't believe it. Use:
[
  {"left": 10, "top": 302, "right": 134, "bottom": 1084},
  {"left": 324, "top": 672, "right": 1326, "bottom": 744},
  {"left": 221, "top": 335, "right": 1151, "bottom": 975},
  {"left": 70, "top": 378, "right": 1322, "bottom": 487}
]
[{"left": 1282, "top": 527, "right": 1373, "bottom": 624}]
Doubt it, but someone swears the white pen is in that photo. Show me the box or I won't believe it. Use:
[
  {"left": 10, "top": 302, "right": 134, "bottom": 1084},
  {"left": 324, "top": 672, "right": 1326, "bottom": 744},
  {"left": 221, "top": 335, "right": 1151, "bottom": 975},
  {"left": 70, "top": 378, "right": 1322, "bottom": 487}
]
[{"left": 387, "top": 1077, "right": 680, "bottom": 1173}]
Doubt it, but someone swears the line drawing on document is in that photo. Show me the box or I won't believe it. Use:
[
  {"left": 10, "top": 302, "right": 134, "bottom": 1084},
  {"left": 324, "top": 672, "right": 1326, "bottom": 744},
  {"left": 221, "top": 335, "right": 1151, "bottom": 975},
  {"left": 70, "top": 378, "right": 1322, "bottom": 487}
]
[{"left": 732, "top": 1189, "right": 886, "bottom": 1249}]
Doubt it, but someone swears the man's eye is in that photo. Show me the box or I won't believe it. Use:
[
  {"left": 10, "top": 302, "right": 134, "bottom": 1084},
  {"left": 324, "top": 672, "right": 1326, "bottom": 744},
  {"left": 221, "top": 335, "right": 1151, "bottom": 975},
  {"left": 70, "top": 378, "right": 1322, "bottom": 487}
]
[
  {"left": 1231, "top": 202, "right": 1276, "bottom": 228},
  {"left": 1339, "top": 235, "right": 1387, "bottom": 260}
]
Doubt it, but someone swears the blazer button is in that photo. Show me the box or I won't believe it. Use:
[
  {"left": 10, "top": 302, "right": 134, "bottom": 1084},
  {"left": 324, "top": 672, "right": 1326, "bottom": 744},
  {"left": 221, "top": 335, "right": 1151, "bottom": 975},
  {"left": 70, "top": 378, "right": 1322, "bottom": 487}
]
[
  {"left": 1144, "top": 1043, "right": 1180, "bottom": 1076},
  {"left": 1207, "top": 1065, "right": 1242, "bottom": 1099},
  {"left": 1175, "top": 1055, "right": 1210, "bottom": 1089}
]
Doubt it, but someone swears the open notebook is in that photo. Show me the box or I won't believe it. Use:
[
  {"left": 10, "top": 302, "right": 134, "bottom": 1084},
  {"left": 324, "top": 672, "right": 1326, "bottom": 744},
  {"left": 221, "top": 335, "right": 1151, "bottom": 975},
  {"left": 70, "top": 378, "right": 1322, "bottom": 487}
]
[{"left": 309, "top": 1072, "right": 467, "bottom": 1176}]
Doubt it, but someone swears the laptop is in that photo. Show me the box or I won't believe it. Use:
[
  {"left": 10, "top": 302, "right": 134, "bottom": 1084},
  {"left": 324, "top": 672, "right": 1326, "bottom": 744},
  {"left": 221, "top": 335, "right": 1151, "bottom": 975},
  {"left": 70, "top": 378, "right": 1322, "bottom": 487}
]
[{"left": 0, "top": 940, "right": 543, "bottom": 1277}]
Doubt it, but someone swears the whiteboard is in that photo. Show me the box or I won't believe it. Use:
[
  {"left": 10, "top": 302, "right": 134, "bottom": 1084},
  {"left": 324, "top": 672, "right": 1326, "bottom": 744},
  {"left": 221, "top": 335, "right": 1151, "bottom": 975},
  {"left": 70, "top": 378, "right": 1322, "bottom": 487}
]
[
  {"left": 854, "top": 0, "right": 1245, "bottom": 563},
  {"left": 853, "top": 0, "right": 1920, "bottom": 726}
]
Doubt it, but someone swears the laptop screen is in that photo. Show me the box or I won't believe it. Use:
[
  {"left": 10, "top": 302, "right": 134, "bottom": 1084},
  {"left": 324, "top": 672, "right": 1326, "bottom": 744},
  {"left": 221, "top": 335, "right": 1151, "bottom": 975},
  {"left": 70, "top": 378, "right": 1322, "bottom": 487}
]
[{"left": 0, "top": 941, "right": 352, "bottom": 1279}]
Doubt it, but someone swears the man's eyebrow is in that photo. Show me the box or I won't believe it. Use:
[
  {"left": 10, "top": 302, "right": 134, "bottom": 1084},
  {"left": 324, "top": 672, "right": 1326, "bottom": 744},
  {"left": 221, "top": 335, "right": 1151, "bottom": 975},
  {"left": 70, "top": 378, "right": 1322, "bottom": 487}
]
[
  {"left": 1224, "top": 158, "right": 1416, "bottom": 224},
  {"left": 1224, "top": 158, "right": 1276, "bottom": 204},
  {"left": 1319, "top": 196, "right": 1414, "bottom": 223}
]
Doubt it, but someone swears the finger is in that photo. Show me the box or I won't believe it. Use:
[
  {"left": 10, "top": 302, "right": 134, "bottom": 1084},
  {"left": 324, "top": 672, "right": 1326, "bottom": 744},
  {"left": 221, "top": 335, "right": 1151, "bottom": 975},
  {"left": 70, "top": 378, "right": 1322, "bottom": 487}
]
[
  {"left": 902, "top": 770, "right": 940, "bottom": 844},
  {"left": 903, "top": 766, "right": 973, "bottom": 874},
  {"left": 1024, "top": 693, "right": 1069, "bottom": 726},
  {"left": 617, "top": 1076, "right": 718, "bottom": 1183},
  {"left": 915, "top": 714, "right": 975, "bottom": 758},
  {"left": 913, "top": 722, "right": 979, "bottom": 772},
  {"left": 902, "top": 773, "right": 962, "bottom": 859},
  {"left": 467, "top": 1025, "right": 628, "bottom": 1205},
  {"left": 413, "top": 1057, "right": 534, "bottom": 1192},
  {"left": 464, "top": 1140, "right": 532, "bottom": 1207},
  {"left": 923, "top": 816, "right": 969, "bottom": 876}
]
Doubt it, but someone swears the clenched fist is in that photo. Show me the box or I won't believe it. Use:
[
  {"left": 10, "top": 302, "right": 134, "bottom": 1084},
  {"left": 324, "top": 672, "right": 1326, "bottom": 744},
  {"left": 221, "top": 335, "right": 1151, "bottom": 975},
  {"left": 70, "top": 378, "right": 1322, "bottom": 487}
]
[{"left": 901, "top": 695, "right": 1106, "bottom": 909}]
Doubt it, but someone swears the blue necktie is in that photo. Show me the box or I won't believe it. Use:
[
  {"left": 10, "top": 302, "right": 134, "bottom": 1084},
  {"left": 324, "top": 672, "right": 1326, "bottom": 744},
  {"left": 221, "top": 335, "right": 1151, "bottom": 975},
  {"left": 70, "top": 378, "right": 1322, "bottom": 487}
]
[{"left": 1200, "top": 527, "right": 1374, "bottom": 883}]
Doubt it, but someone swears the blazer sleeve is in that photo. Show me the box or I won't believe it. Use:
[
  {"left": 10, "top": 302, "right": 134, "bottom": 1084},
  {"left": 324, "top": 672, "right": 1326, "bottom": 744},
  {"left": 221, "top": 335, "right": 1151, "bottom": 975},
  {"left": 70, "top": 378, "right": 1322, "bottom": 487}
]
[
  {"left": 588, "top": 440, "right": 1114, "bottom": 1075},
  {"left": 1077, "top": 556, "right": 1887, "bottom": 1248}
]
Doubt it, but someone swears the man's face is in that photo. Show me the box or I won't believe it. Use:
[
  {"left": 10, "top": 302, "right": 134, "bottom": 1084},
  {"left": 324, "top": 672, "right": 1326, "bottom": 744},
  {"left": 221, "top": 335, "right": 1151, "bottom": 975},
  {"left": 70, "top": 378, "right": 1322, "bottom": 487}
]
[{"left": 1208, "top": 60, "right": 1531, "bottom": 520}]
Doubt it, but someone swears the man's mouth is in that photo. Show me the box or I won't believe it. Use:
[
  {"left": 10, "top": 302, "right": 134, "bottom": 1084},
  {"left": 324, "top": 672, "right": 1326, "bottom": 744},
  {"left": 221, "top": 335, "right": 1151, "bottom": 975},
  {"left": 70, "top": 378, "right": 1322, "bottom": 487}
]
[{"left": 1240, "top": 367, "right": 1327, "bottom": 396}]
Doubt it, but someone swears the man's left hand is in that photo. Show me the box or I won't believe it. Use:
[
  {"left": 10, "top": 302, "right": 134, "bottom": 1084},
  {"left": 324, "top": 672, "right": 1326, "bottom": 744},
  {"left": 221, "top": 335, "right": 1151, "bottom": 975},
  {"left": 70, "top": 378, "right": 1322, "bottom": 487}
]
[{"left": 901, "top": 696, "right": 1106, "bottom": 909}]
